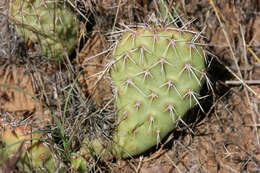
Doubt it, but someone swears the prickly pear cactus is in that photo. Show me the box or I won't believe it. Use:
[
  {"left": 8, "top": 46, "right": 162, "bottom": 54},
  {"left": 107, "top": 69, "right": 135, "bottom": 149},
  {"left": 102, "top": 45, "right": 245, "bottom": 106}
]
[
  {"left": 9, "top": 0, "right": 78, "bottom": 59},
  {"left": 71, "top": 25, "right": 207, "bottom": 168},
  {"left": 71, "top": 138, "right": 111, "bottom": 172},
  {"left": 0, "top": 125, "right": 57, "bottom": 172},
  {"left": 109, "top": 26, "right": 206, "bottom": 158}
]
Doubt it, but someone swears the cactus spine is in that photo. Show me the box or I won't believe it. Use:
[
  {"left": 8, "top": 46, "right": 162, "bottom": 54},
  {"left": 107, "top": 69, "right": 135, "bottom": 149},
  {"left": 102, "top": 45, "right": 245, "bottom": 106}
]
[{"left": 9, "top": 0, "right": 78, "bottom": 59}]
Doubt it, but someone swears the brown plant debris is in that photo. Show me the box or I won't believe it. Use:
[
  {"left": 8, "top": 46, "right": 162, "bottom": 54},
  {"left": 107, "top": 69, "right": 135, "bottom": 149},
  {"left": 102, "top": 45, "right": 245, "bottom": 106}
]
[
  {"left": 0, "top": 65, "right": 52, "bottom": 125},
  {"left": 77, "top": 31, "right": 113, "bottom": 107}
]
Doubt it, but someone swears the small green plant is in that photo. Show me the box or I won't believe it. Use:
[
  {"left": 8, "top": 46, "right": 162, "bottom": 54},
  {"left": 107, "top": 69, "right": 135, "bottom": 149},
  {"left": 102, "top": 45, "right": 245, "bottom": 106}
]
[
  {"left": 9, "top": 0, "right": 78, "bottom": 59},
  {"left": 0, "top": 125, "right": 57, "bottom": 172}
]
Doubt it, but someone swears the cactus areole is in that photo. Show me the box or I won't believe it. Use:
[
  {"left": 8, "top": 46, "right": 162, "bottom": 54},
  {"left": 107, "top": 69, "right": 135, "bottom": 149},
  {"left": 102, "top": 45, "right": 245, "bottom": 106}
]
[{"left": 109, "top": 26, "right": 206, "bottom": 158}]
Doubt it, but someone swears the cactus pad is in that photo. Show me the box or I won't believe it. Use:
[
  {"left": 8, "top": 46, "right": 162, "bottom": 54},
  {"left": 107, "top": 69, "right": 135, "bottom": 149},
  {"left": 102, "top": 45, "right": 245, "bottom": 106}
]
[
  {"left": 71, "top": 25, "right": 206, "bottom": 171},
  {"left": 9, "top": 0, "right": 78, "bottom": 59},
  {"left": 109, "top": 26, "right": 206, "bottom": 158},
  {"left": 0, "top": 125, "right": 56, "bottom": 172}
]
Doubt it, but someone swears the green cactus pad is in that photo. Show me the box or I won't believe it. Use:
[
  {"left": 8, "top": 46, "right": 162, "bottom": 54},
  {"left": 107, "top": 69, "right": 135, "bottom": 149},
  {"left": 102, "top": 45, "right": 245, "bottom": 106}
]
[
  {"left": 9, "top": 0, "right": 78, "bottom": 59},
  {"left": 110, "top": 26, "right": 205, "bottom": 158},
  {"left": 72, "top": 25, "right": 206, "bottom": 170},
  {"left": 0, "top": 126, "right": 57, "bottom": 172}
]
